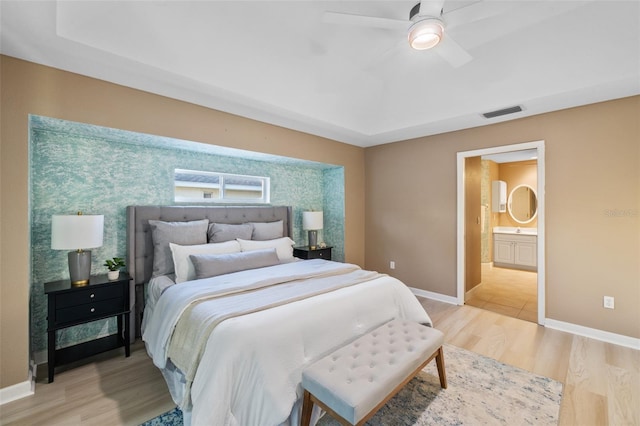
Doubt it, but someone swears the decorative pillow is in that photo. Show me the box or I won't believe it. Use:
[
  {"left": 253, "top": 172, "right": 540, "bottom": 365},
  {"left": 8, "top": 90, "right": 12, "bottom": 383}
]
[
  {"left": 148, "top": 219, "right": 209, "bottom": 277},
  {"left": 207, "top": 222, "right": 254, "bottom": 243},
  {"left": 237, "top": 237, "right": 295, "bottom": 262},
  {"left": 190, "top": 248, "right": 281, "bottom": 280},
  {"left": 170, "top": 240, "right": 241, "bottom": 283},
  {"left": 250, "top": 220, "right": 284, "bottom": 241}
]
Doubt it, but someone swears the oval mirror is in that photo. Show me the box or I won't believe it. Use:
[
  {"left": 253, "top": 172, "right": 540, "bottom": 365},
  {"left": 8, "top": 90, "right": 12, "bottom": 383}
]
[{"left": 508, "top": 184, "right": 538, "bottom": 224}]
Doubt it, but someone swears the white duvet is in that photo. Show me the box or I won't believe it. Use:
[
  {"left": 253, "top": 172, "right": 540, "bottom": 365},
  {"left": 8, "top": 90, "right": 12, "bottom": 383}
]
[{"left": 143, "top": 259, "right": 431, "bottom": 426}]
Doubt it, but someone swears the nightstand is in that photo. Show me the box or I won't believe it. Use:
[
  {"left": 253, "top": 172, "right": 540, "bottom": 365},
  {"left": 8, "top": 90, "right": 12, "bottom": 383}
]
[
  {"left": 293, "top": 246, "right": 333, "bottom": 261},
  {"left": 45, "top": 273, "right": 131, "bottom": 383}
]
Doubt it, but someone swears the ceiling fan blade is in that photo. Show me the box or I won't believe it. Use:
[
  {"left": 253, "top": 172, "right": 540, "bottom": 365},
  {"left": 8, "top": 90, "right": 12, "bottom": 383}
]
[
  {"left": 462, "top": 0, "right": 594, "bottom": 51},
  {"left": 436, "top": 34, "right": 473, "bottom": 68},
  {"left": 323, "top": 11, "right": 409, "bottom": 30},
  {"left": 419, "top": 0, "right": 446, "bottom": 17},
  {"left": 444, "top": 1, "right": 518, "bottom": 29}
]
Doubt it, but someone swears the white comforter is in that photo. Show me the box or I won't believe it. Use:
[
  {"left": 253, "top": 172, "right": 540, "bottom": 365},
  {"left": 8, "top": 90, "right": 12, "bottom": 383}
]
[{"left": 143, "top": 259, "right": 431, "bottom": 426}]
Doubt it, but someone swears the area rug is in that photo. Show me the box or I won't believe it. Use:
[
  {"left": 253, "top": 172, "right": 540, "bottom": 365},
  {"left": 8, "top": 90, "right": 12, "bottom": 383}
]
[{"left": 140, "top": 344, "right": 563, "bottom": 426}]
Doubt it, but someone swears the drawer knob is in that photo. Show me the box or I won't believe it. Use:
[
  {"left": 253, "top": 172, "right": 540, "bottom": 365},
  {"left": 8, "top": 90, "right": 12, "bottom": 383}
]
[
  {"left": 90, "top": 293, "right": 95, "bottom": 298},
  {"left": 90, "top": 308, "right": 95, "bottom": 313}
]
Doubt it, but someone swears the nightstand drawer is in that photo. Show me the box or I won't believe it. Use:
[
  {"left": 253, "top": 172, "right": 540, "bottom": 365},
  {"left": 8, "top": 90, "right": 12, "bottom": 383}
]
[
  {"left": 293, "top": 246, "right": 333, "bottom": 261},
  {"left": 56, "top": 298, "right": 125, "bottom": 325},
  {"left": 309, "top": 248, "right": 331, "bottom": 259},
  {"left": 55, "top": 284, "right": 122, "bottom": 309}
]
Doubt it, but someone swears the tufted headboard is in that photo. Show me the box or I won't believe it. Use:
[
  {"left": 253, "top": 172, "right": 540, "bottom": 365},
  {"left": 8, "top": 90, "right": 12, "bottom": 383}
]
[{"left": 126, "top": 205, "right": 293, "bottom": 338}]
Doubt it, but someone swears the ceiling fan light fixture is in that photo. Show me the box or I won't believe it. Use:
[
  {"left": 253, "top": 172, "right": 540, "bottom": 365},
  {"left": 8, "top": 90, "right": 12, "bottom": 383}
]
[{"left": 408, "top": 18, "right": 444, "bottom": 50}]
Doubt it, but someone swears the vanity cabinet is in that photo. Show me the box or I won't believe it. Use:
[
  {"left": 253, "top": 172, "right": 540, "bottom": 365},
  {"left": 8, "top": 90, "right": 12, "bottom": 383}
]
[{"left": 493, "top": 233, "right": 537, "bottom": 270}]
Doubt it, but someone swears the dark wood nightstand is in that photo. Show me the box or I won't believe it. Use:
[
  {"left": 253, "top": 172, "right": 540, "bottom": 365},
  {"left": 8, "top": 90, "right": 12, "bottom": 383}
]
[
  {"left": 45, "top": 273, "right": 131, "bottom": 383},
  {"left": 293, "top": 246, "right": 333, "bottom": 261}
]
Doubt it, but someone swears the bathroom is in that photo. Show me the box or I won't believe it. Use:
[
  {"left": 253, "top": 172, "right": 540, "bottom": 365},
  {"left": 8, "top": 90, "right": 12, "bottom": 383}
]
[{"left": 467, "top": 149, "right": 539, "bottom": 322}]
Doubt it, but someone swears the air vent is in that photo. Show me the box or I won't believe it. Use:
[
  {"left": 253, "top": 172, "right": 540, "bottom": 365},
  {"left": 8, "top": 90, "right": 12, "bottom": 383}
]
[{"left": 482, "top": 105, "right": 523, "bottom": 119}]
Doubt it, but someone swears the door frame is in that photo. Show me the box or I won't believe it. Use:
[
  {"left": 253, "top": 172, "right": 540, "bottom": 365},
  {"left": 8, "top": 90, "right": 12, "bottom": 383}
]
[{"left": 456, "top": 140, "right": 546, "bottom": 325}]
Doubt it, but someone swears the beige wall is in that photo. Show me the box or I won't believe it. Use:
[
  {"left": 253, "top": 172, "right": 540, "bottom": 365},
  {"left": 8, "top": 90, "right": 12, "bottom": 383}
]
[
  {"left": 0, "top": 56, "right": 365, "bottom": 389},
  {"left": 365, "top": 96, "right": 639, "bottom": 339}
]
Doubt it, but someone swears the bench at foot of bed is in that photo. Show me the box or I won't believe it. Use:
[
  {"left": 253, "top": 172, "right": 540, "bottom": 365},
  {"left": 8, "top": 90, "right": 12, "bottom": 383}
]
[{"left": 300, "top": 319, "right": 446, "bottom": 426}]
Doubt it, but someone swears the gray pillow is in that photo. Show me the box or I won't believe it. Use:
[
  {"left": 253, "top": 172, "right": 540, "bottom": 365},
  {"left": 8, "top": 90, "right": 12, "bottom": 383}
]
[
  {"left": 207, "top": 222, "right": 254, "bottom": 243},
  {"left": 148, "top": 219, "right": 208, "bottom": 277},
  {"left": 250, "top": 220, "right": 284, "bottom": 241},
  {"left": 190, "top": 248, "right": 280, "bottom": 279}
]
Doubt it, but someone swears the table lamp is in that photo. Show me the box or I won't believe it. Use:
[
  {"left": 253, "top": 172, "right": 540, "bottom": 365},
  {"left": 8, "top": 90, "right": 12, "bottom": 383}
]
[
  {"left": 51, "top": 212, "right": 104, "bottom": 286},
  {"left": 302, "top": 211, "right": 323, "bottom": 250}
]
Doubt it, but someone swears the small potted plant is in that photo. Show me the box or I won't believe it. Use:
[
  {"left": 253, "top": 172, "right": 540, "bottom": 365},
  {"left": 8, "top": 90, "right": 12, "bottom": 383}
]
[{"left": 104, "top": 257, "right": 125, "bottom": 280}]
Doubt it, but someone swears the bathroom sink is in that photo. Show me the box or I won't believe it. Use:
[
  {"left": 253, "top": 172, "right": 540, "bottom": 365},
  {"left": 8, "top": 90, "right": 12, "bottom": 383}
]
[{"left": 493, "top": 226, "right": 537, "bottom": 235}]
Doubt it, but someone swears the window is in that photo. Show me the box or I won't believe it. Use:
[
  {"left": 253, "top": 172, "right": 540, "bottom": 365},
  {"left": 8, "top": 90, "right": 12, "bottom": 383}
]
[{"left": 174, "top": 169, "right": 270, "bottom": 204}]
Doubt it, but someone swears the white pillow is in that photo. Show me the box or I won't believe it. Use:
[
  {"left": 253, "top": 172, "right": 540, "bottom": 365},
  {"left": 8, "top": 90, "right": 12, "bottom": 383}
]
[
  {"left": 170, "top": 240, "right": 241, "bottom": 283},
  {"left": 237, "top": 237, "right": 295, "bottom": 262}
]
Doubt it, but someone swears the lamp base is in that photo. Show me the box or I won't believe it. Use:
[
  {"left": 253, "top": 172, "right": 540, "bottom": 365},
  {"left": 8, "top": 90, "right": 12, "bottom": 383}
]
[
  {"left": 308, "top": 230, "right": 318, "bottom": 250},
  {"left": 68, "top": 250, "right": 92, "bottom": 286}
]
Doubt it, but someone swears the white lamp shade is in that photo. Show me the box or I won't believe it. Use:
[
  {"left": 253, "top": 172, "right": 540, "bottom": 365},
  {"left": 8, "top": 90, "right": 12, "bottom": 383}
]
[
  {"left": 302, "top": 211, "right": 323, "bottom": 230},
  {"left": 51, "top": 214, "right": 104, "bottom": 250}
]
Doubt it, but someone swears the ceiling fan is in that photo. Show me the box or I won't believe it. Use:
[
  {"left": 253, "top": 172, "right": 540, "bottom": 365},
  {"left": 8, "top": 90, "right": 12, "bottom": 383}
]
[{"left": 323, "top": 0, "right": 513, "bottom": 68}]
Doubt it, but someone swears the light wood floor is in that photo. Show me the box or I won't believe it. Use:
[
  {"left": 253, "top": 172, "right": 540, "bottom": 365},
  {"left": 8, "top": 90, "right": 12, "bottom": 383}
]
[
  {"left": 466, "top": 263, "right": 538, "bottom": 323},
  {"left": 0, "top": 342, "right": 175, "bottom": 426},
  {"left": 1, "top": 299, "right": 638, "bottom": 425},
  {"left": 421, "top": 298, "right": 639, "bottom": 426}
]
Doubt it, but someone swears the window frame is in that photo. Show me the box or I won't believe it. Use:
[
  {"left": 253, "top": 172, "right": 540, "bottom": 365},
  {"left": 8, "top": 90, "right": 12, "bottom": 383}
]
[{"left": 174, "top": 168, "right": 271, "bottom": 204}]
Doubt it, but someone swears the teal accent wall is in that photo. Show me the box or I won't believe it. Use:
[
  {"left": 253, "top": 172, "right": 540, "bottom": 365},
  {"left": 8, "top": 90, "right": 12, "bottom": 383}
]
[
  {"left": 323, "top": 167, "right": 345, "bottom": 261},
  {"left": 29, "top": 115, "right": 344, "bottom": 353}
]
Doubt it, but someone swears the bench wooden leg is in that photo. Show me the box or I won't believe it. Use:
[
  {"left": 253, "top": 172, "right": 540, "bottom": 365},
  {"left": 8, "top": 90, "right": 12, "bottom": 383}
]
[
  {"left": 435, "top": 346, "right": 447, "bottom": 389},
  {"left": 301, "top": 389, "right": 313, "bottom": 426}
]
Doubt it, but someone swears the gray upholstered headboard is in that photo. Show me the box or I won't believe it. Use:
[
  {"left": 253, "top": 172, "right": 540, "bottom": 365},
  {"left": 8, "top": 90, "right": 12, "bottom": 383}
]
[{"left": 126, "top": 205, "right": 293, "bottom": 338}]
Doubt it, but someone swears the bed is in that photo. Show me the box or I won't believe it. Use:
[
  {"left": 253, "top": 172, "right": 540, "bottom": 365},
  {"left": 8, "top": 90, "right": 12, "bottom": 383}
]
[{"left": 127, "top": 205, "right": 432, "bottom": 426}]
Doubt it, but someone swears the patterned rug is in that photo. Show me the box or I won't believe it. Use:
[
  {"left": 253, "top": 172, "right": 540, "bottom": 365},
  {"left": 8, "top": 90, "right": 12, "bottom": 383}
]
[{"left": 140, "top": 344, "right": 563, "bottom": 426}]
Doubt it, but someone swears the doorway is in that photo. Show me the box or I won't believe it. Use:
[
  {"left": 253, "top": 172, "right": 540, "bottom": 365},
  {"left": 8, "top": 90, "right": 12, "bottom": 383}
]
[{"left": 456, "top": 141, "right": 546, "bottom": 325}]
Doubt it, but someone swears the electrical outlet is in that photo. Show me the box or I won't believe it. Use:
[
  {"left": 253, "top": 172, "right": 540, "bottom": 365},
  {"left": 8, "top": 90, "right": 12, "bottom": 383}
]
[
  {"left": 390, "top": 261, "right": 395, "bottom": 270},
  {"left": 603, "top": 296, "right": 615, "bottom": 309}
]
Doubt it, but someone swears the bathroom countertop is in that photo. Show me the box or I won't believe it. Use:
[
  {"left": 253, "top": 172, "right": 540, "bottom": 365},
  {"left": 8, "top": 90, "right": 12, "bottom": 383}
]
[{"left": 493, "top": 226, "right": 537, "bottom": 235}]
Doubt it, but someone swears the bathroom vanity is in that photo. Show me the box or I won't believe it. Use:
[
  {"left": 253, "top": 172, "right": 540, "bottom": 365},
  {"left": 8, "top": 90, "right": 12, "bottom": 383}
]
[{"left": 493, "top": 227, "right": 537, "bottom": 270}]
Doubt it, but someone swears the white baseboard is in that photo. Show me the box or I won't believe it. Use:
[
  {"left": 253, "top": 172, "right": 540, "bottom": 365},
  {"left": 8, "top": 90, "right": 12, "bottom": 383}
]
[
  {"left": 1, "top": 357, "right": 39, "bottom": 405},
  {"left": 545, "top": 319, "right": 640, "bottom": 350},
  {"left": 0, "top": 380, "right": 33, "bottom": 405},
  {"left": 411, "top": 288, "right": 639, "bottom": 350},
  {"left": 410, "top": 287, "right": 460, "bottom": 305}
]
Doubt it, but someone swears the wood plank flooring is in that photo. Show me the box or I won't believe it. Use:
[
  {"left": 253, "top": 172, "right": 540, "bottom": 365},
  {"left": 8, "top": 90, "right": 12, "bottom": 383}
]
[
  {"left": 1, "top": 298, "right": 638, "bottom": 425},
  {"left": 421, "top": 298, "right": 639, "bottom": 426},
  {"left": 0, "top": 342, "right": 174, "bottom": 426}
]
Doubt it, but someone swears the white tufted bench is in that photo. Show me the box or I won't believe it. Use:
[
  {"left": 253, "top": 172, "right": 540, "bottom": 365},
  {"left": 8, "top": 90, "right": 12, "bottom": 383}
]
[{"left": 300, "top": 319, "right": 446, "bottom": 426}]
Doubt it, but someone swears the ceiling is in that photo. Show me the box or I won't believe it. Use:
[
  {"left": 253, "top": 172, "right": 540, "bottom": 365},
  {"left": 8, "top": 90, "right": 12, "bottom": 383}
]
[
  {"left": 2, "top": 1, "right": 639, "bottom": 148},
  {"left": 482, "top": 148, "right": 537, "bottom": 163}
]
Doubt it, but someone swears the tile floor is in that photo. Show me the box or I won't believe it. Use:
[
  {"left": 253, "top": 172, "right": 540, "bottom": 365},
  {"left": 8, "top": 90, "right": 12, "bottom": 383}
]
[{"left": 465, "top": 263, "right": 538, "bottom": 323}]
